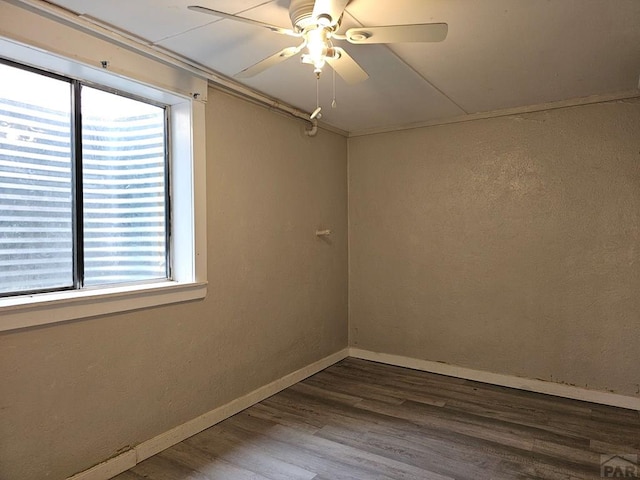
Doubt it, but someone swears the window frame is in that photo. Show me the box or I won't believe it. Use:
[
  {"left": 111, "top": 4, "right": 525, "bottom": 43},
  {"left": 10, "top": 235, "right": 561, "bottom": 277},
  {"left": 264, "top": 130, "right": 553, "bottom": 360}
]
[
  {"left": 0, "top": 17, "right": 208, "bottom": 332},
  {"left": 0, "top": 59, "right": 173, "bottom": 297}
]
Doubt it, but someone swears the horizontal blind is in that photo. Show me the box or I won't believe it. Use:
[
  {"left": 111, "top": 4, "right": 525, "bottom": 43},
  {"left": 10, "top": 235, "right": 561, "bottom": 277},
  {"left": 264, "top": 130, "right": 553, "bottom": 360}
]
[
  {"left": 82, "top": 86, "right": 167, "bottom": 286},
  {"left": 0, "top": 81, "right": 74, "bottom": 295}
]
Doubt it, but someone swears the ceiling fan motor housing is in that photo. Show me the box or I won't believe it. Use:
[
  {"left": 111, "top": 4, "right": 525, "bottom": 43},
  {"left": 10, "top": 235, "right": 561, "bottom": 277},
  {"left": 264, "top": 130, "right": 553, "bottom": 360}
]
[{"left": 289, "top": 0, "right": 319, "bottom": 30}]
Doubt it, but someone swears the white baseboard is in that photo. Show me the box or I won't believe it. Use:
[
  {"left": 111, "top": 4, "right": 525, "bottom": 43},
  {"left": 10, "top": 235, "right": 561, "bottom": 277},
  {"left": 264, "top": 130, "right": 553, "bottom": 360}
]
[
  {"left": 66, "top": 450, "right": 136, "bottom": 480},
  {"left": 349, "top": 348, "right": 640, "bottom": 411},
  {"left": 67, "top": 348, "right": 349, "bottom": 480}
]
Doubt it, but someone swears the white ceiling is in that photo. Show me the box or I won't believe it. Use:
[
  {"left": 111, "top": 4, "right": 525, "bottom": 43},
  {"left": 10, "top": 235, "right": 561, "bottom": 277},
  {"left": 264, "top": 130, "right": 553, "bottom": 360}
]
[{"left": 47, "top": 0, "right": 640, "bottom": 133}]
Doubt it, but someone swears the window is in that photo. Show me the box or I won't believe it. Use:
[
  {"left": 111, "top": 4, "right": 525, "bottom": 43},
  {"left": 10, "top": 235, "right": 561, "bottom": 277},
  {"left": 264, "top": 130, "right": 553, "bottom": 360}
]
[
  {"left": 0, "top": 11, "right": 207, "bottom": 332},
  {"left": 0, "top": 60, "right": 169, "bottom": 297}
]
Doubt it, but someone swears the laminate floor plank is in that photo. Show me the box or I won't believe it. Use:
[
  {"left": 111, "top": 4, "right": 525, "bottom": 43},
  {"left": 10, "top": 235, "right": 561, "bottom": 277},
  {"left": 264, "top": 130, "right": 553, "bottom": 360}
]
[
  {"left": 351, "top": 397, "right": 589, "bottom": 452},
  {"left": 339, "top": 360, "right": 595, "bottom": 418},
  {"left": 314, "top": 423, "right": 500, "bottom": 480},
  {"left": 130, "top": 454, "right": 211, "bottom": 480},
  {"left": 262, "top": 388, "right": 537, "bottom": 470},
  {"left": 159, "top": 443, "right": 272, "bottom": 480},
  {"left": 226, "top": 411, "right": 453, "bottom": 480},
  {"left": 305, "top": 370, "right": 445, "bottom": 407},
  {"left": 113, "top": 472, "right": 145, "bottom": 480},
  {"left": 243, "top": 402, "right": 325, "bottom": 434},
  {"left": 304, "top": 374, "right": 407, "bottom": 406},
  {"left": 112, "top": 358, "right": 640, "bottom": 480},
  {"left": 218, "top": 423, "right": 393, "bottom": 480},
  {"left": 182, "top": 426, "right": 317, "bottom": 480}
]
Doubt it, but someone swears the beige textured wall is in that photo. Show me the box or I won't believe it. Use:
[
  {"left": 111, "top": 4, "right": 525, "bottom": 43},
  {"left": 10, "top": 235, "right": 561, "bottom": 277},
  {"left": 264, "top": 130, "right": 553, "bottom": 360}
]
[
  {"left": 349, "top": 99, "right": 640, "bottom": 397},
  {"left": 0, "top": 89, "right": 348, "bottom": 480}
]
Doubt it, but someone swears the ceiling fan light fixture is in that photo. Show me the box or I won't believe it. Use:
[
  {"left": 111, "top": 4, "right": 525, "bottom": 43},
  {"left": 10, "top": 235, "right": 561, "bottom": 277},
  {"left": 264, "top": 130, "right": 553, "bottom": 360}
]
[
  {"left": 303, "top": 27, "right": 332, "bottom": 72},
  {"left": 301, "top": 53, "right": 326, "bottom": 71}
]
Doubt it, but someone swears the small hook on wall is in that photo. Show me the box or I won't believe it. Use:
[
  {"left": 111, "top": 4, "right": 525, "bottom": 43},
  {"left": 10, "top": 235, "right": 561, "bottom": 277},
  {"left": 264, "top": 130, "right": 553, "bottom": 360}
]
[{"left": 315, "top": 229, "right": 331, "bottom": 237}]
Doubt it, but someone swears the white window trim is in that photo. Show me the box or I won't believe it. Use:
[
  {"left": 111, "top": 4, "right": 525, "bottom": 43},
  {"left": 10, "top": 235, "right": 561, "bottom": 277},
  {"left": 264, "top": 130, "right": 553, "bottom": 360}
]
[{"left": 0, "top": 5, "right": 208, "bottom": 332}]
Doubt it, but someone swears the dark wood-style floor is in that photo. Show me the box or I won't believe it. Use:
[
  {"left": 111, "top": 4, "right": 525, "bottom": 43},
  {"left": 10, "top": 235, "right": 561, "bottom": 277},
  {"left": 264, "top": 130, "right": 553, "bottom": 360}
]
[{"left": 113, "top": 358, "right": 640, "bottom": 480}]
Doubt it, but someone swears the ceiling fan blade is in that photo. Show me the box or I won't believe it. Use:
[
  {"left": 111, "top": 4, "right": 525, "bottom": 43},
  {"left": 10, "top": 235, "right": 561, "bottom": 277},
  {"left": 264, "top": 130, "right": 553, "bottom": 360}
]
[
  {"left": 312, "top": 0, "right": 349, "bottom": 26},
  {"left": 235, "top": 46, "right": 302, "bottom": 78},
  {"left": 326, "top": 47, "right": 368, "bottom": 85},
  {"left": 188, "top": 6, "right": 300, "bottom": 37},
  {"left": 345, "top": 23, "right": 448, "bottom": 44}
]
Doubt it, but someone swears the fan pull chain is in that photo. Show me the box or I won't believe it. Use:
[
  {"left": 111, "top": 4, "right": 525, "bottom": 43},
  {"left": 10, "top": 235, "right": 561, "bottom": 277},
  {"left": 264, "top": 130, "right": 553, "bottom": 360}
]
[
  {"left": 332, "top": 67, "right": 337, "bottom": 109},
  {"left": 310, "top": 72, "right": 322, "bottom": 120}
]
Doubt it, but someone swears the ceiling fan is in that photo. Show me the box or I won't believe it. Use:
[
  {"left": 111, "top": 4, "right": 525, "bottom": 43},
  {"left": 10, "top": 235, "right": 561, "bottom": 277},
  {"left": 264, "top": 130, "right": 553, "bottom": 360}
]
[{"left": 188, "top": 0, "right": 448, "bottom": 86}]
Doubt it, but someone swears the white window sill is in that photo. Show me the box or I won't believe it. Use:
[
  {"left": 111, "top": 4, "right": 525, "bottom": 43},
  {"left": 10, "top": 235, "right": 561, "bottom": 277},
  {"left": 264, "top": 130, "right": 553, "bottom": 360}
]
[{"left": 0, "top": 281, "right": 207, "bottom": 332}]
